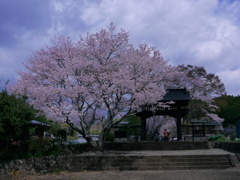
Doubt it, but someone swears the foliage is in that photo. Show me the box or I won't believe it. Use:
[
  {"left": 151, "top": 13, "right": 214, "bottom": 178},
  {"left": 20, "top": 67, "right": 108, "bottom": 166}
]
[
  {"left": 185, "top": 99, "right": 207, "bottom": 120},
  {"left": 0, "top": 90, "right": 36, "bottom": 153},
  {"left": 0, "top": 137, "right": 64, "bottom": 160},
  {"left": 90, "top": 129, "right": 101, "bottom": 135},
  {"left": 27, "top": 137, "right": 55, "bottom": 157},
  {"left": 126, "top": 126, "right": 137, "bottom": 136},
  {"left": 105, "top": 133, "right": 114, "bottom": 142},
  {"left": 67, "top": 135, "right": 78, "bottom": 140},
  {"left": 216, "top": 137, "right": 229, "bottom": 142},
  {"left": 56, "top": 129, "right": 67, "bottom": 140},
  {"left": 230, "top": 134, "right": 237, "bottom": 141},
  {"left": 176, "top": 64, "right": 225, "bottom": 123},
  {"left": 216, "top": 136, "right": 240, "bottom": 142},
  {"left": 11, "top": 23, "right": 178, "bottom": 149},
  {"left": 0, "top": 151, "right": 32, "bottom": 161},
  {"left": 214, "top": 95, "right": 240, "bottom": 126},
  {"left": 123, "top": 115, "right": 141, "bottom": 125},
  {"left": 60, "top": 123, "right": 78, "bottom": 138},
  {"left": 176, "top": 64, "right": 225, "bottom": 98},
  {"left": 208, "top": 135, "right": 222, "bottom": 141},
  {"left": 122, "top": 115, "right": 141, "bottom": 137},
  {"left": 118, "top": 125, "right": 136, "bottom": 137}
]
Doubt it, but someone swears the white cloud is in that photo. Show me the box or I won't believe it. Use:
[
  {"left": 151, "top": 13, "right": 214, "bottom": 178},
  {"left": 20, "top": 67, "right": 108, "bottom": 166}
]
[
  {"left": 217, "top": 68, "right": 240, "bottom": 96},
  {"left": 52, "top": 1, "right": 64, "bottom": 12},
  {"left": 1, "top": 0, "right": 240, "bottom": 95},
  {"left": 79, "top": 0, "right": 240, "bottom": 95},
  {"left": 197, "top": 40, "right": 222, "bottom": 60},
  {"left": 80, "top": 0, "right": 240, "bottom": 65}
]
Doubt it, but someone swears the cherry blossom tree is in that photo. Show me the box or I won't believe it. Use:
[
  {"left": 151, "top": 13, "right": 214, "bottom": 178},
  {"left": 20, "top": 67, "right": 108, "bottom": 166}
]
[
  {"left": 175, "top": 64, "right": 226, "bottom": 123},
  {"left": 176, "top": 65, "right": 225, "bottom": 99},
  {"left": 146, "top": 115, "right": 175, "bottom": 141},
  {"left": 11, "top": 24, "right": 178, "bottom": 149}
]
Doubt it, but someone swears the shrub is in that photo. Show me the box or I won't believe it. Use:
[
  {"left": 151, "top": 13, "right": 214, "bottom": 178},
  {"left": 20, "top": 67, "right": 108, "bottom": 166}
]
[
  {"left": 230, "top": 134, "right": 237, "bottom": 140},
  {"left": 208, "top": 135, "right": 222, "bottom": 141},
  {"left": 216, "top": 137, "right": 230, "bottom": 142},
  {"left": 0, "top": 136, "right": 65, "bottom": 160},
  {"left": 27, "top": 136, "right": 58, "bottom": 157},
  {"left": 0, "top": 151, "right": 31, "bottom": 161}
]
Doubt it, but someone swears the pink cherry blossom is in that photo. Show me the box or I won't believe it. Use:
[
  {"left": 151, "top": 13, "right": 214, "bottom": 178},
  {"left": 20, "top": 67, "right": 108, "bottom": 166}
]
[{"left": 10, "top": 23, "right": 179, "bottom": 149}]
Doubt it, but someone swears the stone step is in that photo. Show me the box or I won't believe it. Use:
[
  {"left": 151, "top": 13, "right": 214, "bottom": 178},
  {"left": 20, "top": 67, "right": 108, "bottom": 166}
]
[
  {"left": 105, "top": 142, "right": 209, "bottom": 151},
  {"left": 72, "top": 154, "right": 229, "bottom": 160},
  {"left": 69, "top": 164, "right": 231, "bottom": 171},
  {"left": 72, "top": 159, "right": 230, "bottom": 165},
  {"left": 72, "top": 162, "right": 229, "bottom": 167},
  {"left": 68, "top": 155, "right": 231, "bottom": 171},
  {"left": 136, "top": 158, "right": 229, "bottom": 163}
]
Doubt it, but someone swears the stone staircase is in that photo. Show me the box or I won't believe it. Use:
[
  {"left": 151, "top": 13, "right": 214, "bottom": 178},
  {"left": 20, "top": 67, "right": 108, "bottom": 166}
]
[
  {"left": 104, "top": 141, "right": 209, "bottom": 151},
  {"left": 63, "top": 142, "right": 237, "bottom": 171},
  {"left": 68, "top": 154, "right": 232, "bottom": 171}
]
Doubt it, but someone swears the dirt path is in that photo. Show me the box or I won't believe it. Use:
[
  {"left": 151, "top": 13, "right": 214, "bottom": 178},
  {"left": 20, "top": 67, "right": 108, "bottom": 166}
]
[{"left": 21, "top": 167, "right": 240, "bottom": 180}]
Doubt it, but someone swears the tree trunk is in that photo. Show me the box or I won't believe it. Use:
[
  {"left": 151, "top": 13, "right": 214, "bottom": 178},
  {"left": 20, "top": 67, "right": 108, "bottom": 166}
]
[
  {"left": 84, "top": 135, "right": 99, "bottom": 150},
  {"left": 66, "top": 121, "right": 100, "bottom": 150},
  {"left": 98, "top": 125, "right": 112, "bottom": 151},
  {"left": 97, "top": 136, "right": 104, "bottom": 151}
]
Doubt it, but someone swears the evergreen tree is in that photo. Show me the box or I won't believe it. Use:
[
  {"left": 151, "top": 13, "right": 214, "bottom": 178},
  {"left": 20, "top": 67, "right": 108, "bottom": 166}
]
[
  {"left": 214, "top": 95, "right": 240, "bottom": 127},
  {"left": 0, "top": 90, "right": 35, "bottom": 152}
]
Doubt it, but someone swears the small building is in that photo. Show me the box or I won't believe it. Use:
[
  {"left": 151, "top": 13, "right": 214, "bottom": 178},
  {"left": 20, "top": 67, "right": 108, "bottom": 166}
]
[
  {"left": 31, "top": 120, "right": 51, "bottom": 137},
  {"left": 182, "top": 120, "right": 223, "bottom": 142},
  {"left": 182, "top": 120, "right": 222, "bottom": 136},
  {"left": 113, "top": 122, "right": 141, "bottom": 142},
  {"left": 114, "top": 122, "right": 130, "bottom": 138}
]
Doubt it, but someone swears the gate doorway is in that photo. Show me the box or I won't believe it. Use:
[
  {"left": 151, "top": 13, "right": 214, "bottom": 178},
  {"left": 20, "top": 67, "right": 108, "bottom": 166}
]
[{"left": 136, "top": 89, "right": 190, "bottom": 141}]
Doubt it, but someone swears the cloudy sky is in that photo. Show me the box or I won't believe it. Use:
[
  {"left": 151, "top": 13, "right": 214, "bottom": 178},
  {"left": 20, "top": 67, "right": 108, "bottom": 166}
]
[{"left": 0, "top": 0, "right": 240, "bottom": 95}]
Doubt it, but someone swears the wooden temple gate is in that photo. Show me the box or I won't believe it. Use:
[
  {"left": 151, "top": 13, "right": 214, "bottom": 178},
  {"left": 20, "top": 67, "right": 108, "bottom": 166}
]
[{"left": 136, "top": 89, "right": 190, "bottom": 141}]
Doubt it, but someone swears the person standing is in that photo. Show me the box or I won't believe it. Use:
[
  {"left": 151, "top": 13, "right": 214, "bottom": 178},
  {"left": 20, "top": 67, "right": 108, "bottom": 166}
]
[{"left": 163, "top": 129, "right": 169, "bottom": 142}]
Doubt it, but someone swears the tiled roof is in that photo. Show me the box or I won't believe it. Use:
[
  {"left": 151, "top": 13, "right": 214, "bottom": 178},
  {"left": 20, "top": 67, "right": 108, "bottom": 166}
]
[{"left": 161, "top": 89, "right": 191, "bottom": 101}]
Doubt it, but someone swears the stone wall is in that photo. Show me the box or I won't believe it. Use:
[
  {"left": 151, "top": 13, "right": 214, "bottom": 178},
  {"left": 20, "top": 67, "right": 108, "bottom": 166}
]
[
  {"left": 183, "top": 134, "right": 216, "bottom": 142},
  {"left": 0, "top": 156, "right": 57, "bottom": 179},
  {"left": 184, "top": 136, "right": 208, "bottom": 142},
  {"left": 0, "top": 144, "right": 91, "bottom": 180},
  {"left": 212, "top": 141, "right": 240, "bottom": 153}
]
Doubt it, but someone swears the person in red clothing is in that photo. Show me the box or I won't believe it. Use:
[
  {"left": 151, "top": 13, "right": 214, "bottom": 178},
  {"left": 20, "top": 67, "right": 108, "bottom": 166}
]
[{"left": 163, "top": 129, "right": 169, "bottom": 142}]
